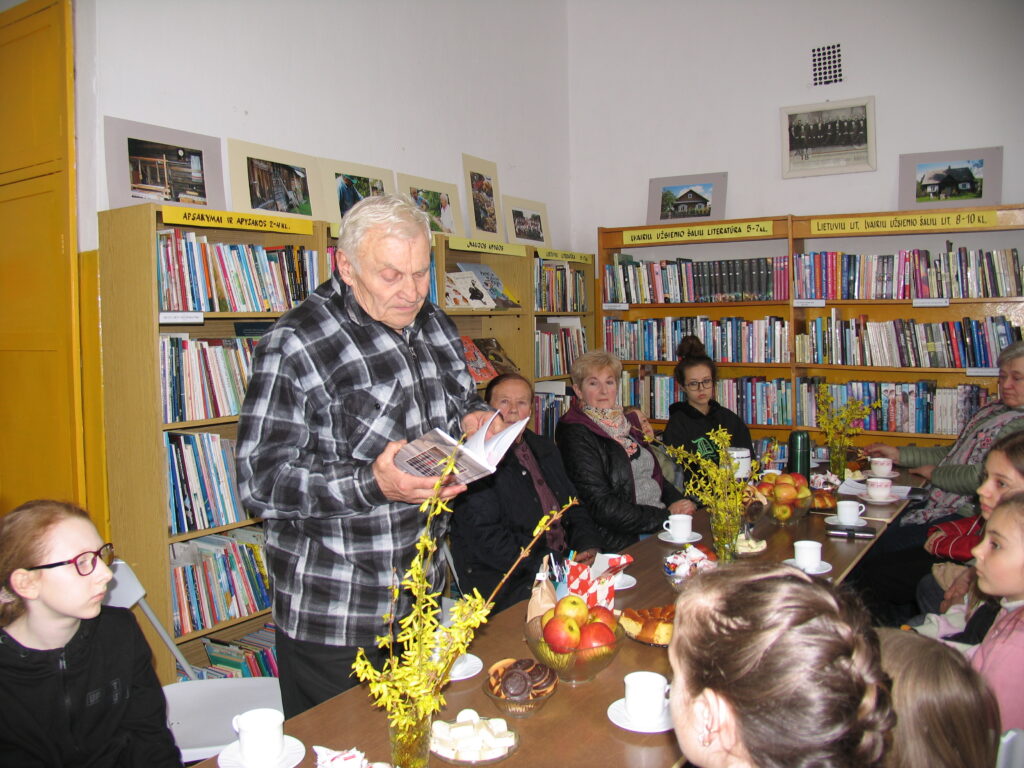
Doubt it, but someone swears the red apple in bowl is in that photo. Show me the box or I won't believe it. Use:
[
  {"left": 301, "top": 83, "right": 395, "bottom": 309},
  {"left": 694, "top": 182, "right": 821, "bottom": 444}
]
[
  {"left": 553, "top": 594, "right": 589, "bottom": 626},
  {"left": 586, "top": 605, "right": 617, "bottom": 632},
  {"left": 542, "top": 615, "right": 581, "bottom": 653}
]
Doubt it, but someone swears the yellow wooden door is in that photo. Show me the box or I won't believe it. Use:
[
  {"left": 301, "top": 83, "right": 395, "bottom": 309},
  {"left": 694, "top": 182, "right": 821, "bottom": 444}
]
[{"left": 0, "top": 0, "right": 83, "bottom": 513}]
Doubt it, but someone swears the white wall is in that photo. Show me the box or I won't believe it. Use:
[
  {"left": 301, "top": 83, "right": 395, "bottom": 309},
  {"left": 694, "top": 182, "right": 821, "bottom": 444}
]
[
  {"left": 75, "top": 0, "right": 1024, "bottom": 254},
  {"left": 566, "top": 0, "right": 1024, "bottom": 251},
  {"left": 74, "top": 0, "right": 571, "bottom": 250}
]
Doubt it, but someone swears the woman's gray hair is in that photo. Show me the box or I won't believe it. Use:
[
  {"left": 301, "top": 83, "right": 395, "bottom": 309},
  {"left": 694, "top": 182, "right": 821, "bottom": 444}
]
[
  {"left": 337, "top": 194, "right": 431, "bottom": 271},
  {"left": 998, "top": 339, "right": 1024, "bottom": 368},
  {"left": 570, "top": 349, "right": 623, "bottom": 390}
]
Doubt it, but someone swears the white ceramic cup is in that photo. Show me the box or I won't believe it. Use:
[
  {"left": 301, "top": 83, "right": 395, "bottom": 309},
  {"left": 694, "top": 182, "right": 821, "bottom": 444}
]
[
  {"left": 232, "top": 708, "right": 284, "bottom": 768},
  {"left": 663, "top": 515, "right": 692, "bottom": 541},
  {"left": 727, "top": 447, "right": 752, "bottom": 479},
  {"left": 793, "top": 540, "right": 822, "bottom": 572},
  {"left": 836, "top": 500, "right": 866, "bottom": 525},
  {"left": 624, "top": 670, "right": 669, "bottom": 722},
  {"left": 869, "top": 456, "right": 893, "bottom": 475},
  {"left": 866, "top": 477, "right": 893, "bottom": 500}
]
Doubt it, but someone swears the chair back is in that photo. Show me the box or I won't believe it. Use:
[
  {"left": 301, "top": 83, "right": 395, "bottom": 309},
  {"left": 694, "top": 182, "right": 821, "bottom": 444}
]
[
  {"left": 103, "top": 559, "right": 197, "bottom": 680},
  {"left": 997, "top": 729, "right": 1022, "bottom": 768}
]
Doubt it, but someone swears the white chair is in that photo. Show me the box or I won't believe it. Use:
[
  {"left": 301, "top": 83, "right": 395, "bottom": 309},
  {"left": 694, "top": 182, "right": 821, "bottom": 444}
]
[
  {"left": 997, "top": 729, "right": 1022, "bottom": 768},
  {"left": 104, "top": 559, "right": 282, "bottom": 762}
]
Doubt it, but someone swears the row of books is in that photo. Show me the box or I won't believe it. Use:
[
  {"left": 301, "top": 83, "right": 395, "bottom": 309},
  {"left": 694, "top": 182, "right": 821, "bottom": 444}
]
[
  {"left": 188, "top": 623, "right": 279, "bottom": 680},
  {"left": 794, "top": 312, "right": 1022, "bottom": 369},
  {"left": 533, "top": 391, "right": 574, "bottom": 437},
  {"left": 621, "top": 370, "right": 792, "bottom": 425},
  {"left": 160, "top": 335, "right": 258, "bottom": 423},
  {"left": 535, "top": 259, "right": 588, "bottom": 313},
  {"left": 157, "top": 228, "right": 320, "bottom": 313},
  {"left": 603, "top": 254, "right": 791, "bottom": 305},
  {"left": 166, "top": 430, "right": 247, "bottom": 536},
  {"left": 169, "top": 527, "right": 272, "bottom": 637},
  {"left": 604, "top": 315, "right": 791, "bottom": 365},
  {"left": 795, "top": 378, "right": 997, "bottom": 436},
  {"left": 793, "top": 247, "right": 1023, "bottom": 301},
  {"left": 535, "top": 322, "right": 586, "bottom": 378}
]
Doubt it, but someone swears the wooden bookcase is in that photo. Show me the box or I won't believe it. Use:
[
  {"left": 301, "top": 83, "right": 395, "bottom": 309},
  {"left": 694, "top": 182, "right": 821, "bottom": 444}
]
[
  {"left": 595, "top": 205, "right": 1024, "bottom": 450},
  {"left": 98, "top": 204, "right": 328, "bottom": 683},
  {"left": 533, "top": 246, "right": 596, "bottom": 383}
]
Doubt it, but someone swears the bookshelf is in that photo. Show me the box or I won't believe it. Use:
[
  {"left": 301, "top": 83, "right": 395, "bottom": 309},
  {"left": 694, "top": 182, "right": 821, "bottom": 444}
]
[
  {"left": 595, "top": 205, "right": 1024, "bottom": 451},
  {"left": 98, "top": 204, "right": 328, "bottom": 683}
]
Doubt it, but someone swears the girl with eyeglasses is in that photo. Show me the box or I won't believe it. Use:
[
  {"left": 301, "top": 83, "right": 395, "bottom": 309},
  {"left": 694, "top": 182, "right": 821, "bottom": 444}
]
[
  {"left": 662, "top": 336, "right": 752, "bottom": 461},
  {"left": 0, "top": 499, "right": 181, "bottom": 767}
]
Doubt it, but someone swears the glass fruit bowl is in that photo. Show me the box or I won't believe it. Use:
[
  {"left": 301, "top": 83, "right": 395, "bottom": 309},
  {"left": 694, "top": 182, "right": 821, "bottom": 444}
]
[{"left": 523, "top": 615, "right": 624, "bottom": 686}]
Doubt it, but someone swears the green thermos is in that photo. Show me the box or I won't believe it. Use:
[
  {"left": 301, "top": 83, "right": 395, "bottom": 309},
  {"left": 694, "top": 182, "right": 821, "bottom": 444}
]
[{"left": 788, "top": 429, "right": 810, "bottom": 478}]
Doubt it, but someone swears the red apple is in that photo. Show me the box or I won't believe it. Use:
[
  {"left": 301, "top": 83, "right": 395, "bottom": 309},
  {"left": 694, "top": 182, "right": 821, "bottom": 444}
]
[
  {"left": 554, "top": 594, "right": 589, "bottom": 626},
  {"left": 791, "top": 473, "right": 809, "bottom": 488},
  {"left": 587, "top": 605, "right": 618, "bottom": 631},
  {"left": 543, "top": 615, "right": 581, "bottom": 653},
  {"left": 775, "top": 473, "right": 796, "bottom": 486},
  {"left": 772, "top": 484, "right": 799, "bottom": 504},
  {"left": 755, "top": 481, "right": 776, "bottom": 496},
  {"left": 576, "top": 621, "right": 616, "bottom": 664}
]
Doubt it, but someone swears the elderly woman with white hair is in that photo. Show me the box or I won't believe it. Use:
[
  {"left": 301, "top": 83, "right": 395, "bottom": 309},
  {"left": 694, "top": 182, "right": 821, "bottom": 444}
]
[{"left": 555, "top": 350, "right": 695, "bottom": 552}]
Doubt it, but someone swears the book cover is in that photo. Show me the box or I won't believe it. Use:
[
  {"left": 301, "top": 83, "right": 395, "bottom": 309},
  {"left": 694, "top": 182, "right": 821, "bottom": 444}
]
[
  {"left": 473, "top": 337, "right": 521, "bottom": 375},
  {"left": 445, "top": 272, "right": 496, "bottom": 309},
  {"left": 460, "top": 336, "right": 499, "bottom": 384},
  {"left": 456, "top": 262, "right": 521, "bottom": 308}
]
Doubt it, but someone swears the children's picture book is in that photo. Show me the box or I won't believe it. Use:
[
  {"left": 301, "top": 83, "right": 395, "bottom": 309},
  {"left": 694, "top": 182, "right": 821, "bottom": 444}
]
[
  {"left": 460, "top": 336, "right": 499, "bottom": 383},
  {"left": 456, "top": 262, "right": 521, "bottom": 308},
  {"left": 394, "top": 410, "right": 529, "bottom": 484},
  {"left": 445, "top": 272, "right": 496, "bottom": 309},
  {"left": 473, "top": 337, "right": 521, "bottom": 375}
]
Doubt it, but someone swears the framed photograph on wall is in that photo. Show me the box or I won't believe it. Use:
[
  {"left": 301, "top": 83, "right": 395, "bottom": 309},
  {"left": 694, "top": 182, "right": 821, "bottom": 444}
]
[
  {"left": 396, "top": 173, "right": 464, "bottom": 237},
  {"left": 317, "top": 159, "right": 395, "bottom": 227},
  {"left": 227, "top": 139, "right": 321, "bottom": 218},
  {"left": 503, "top": 195, "right": 550, "bottom": 245},
  {"left": 646, "top": 173, "right": 728, "bottom": 224},
  {"left": 462, "top": 153, "right": 504, "bottom": 241},
  {"left": 780, "top": 96, "right": 876, "bottom": 179},
  {"left": 103, "top": 117, "right": 226, "bottom": 209},
  {"left": 898, "top": 146, "right": 1003, "bottom": 209}
]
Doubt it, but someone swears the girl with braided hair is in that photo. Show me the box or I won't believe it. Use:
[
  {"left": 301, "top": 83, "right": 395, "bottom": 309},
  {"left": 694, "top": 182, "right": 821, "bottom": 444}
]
[{"left": 668, "top": 562, "right": 893, "bottom": 768}]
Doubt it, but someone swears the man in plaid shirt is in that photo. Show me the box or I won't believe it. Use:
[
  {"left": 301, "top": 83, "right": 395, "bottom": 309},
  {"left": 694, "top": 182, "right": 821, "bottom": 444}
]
[{"left": 237, "top": 195, "right": 494, "bottom": 716}]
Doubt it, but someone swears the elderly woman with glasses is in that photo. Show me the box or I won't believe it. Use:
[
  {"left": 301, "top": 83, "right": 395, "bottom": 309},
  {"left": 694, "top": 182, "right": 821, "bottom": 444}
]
[
  {"left": 0, "top": 499, "right": 182, "bottom": 767},
  {"left": 662, "top": 336, "right": 752, "bottom": 460},
  {"left": 556, "top": 351, "right": 695, "bottom": 553}
]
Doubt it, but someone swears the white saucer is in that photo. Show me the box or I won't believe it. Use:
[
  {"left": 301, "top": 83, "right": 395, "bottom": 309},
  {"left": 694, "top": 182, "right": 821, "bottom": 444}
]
[
  {"left": 857, "top": 492, "right": 900, "bottom": 505},
  {"left": 783, "top": 558, "right": 833, "bottom": 576},
  {"left": 614, "top": 574, "right": 637, "bottom": 590},
  {"left": 607, "top": 698, "right": 673, "bottom": 733},
  {"left": 219, "top": 735, "right": 304, "bottom": 768},
  {"left": 824, "top": 515, "right": 867, "bottom": 527},
  {"left": 657, "top": 531, "right": 702, "bottom": 545},
  {"left": 865, "top": 469, "right": 899, "bottom": 479},
  {"left": 450, "top": 653, "right": 483, "bottom": 681}
]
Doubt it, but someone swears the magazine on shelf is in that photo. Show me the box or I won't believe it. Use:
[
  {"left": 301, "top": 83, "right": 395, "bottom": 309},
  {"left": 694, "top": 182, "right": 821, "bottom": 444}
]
[
  {"left": 394, "top": 410, "right": 529, "bottom": 484},
  {"left": 460, "top": 336, "right": 499, "bottom": 383},
  {"left": 445, "top": 272, "right": 496, "bottom": 309},
  {"left": 456, "top": 262, "right": 521, "bottom": 308},
  {"left": 472, "top": 337, "right": 521, "bottom": 374}
]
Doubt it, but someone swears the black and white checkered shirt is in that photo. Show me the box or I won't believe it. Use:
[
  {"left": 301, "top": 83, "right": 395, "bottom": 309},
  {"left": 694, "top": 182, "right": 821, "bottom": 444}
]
[{"left": 237, "top": 272, "right": 486, "bottom": 646}]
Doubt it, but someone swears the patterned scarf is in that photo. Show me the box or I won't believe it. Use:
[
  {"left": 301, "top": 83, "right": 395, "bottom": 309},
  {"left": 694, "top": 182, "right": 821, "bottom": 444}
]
[{"left": 582, "top": 405, "right": 639, "bottom": 456}]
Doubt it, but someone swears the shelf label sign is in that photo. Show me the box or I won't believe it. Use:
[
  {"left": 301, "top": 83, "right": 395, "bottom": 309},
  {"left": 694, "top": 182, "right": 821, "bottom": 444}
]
[
  {"left": 159, "top": 311, "right": 204, "bottom": 324},
  {"left": 913, "top": 298, "right": 950, "bottom": 307},
  {"left": 161, "top": 206, "right": 314, "bottom": 235},
  {"left": 793, "top": 299, "right": 826, "bottom": 308},
  {"left": 447, "top": 237, "right": 528, "bottom": 257},
  {"left": 810, "top": 210, "right": 999, "bottom": 235},
  {"left": 539, "top": 248, "right": 593, "bottom": 264},
  {"left": 622, "top": 220, "right": 773, "bottom": 244},
  {"left": 602, "top": 302, "right": 630, "bottom": 310}
]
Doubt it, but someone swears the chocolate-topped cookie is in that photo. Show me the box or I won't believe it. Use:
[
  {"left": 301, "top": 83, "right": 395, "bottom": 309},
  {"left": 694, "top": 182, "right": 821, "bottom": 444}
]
[{"left": 499, "top": 668, "right": 531, "bottom": 701}]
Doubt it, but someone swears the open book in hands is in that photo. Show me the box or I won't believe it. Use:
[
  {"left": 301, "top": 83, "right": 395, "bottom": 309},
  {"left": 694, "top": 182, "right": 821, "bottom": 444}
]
[{"left": 394, "top": 410, "right": 530, "bottom": 485}]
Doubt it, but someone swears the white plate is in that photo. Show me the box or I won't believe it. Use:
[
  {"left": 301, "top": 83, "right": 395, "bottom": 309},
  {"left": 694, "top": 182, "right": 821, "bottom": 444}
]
[
  {"left": 219, "top": 735, "right": 304, "bottom": 768},
  {"left": 450, "top": 653, "right": 483, "bottom": 681},
  {"left": 607, "top": 698, "right": 673, "bottom": 734},
  {"left": 857, "top": 492, "right": 900, "bottom": 505},
  {"left": 657, "top": 531, "right": 702, "bottom": 545},
  {"left": 824, "top": 515, "right": 867, "bottom": 528},
  {"left": 783, "top": 558, "right": 833, "bottom": 576},
  {"left": 614, "top": 574, "right": 637, "bottom": 590},
  {"left": 865, "top": 469, "right": 900, "bottom": 479}
]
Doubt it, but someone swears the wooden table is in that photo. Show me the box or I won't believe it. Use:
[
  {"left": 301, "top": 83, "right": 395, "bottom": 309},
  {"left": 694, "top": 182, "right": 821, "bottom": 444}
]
[
  {"left": 192, "top": 512, "right": 880, "bottom": 768},
  {"left": 808, "top": 469, "right": 923, "bottom": 524}
]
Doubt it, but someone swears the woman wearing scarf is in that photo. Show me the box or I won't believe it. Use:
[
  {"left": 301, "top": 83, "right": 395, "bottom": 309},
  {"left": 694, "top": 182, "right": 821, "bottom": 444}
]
[{"left": 556, "top": 351, "right": 695, "bottom": 553}]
